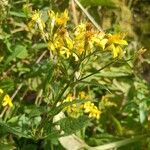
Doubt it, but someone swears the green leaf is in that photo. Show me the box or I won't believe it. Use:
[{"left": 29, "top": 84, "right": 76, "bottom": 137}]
[
  {"left": 42, "top": 60, "right": 55, "bottom": 92},
  {"left": 24, "top": 105, "right": 47, "bottom": 117},
  {"left": 139, "top": 101, "right": 148, "bottom": 124},
  {"left": 57, "top": 116, "right": 89, "bottom": 135},
  {"left": 0, "top": 78, "right": 15, "bottom": 92},
  {"left": 110, "top": 114, "right": 123, "bottom": 135},
  {"left": 15, "top": 45, "right": 28, "bottom": 59},
  {"left": 0, "top": 119, "right": 32, "bottom": 138},
  {"left": 31, "top": 43, "right": 47, "bottom": 53},
  {"left": 10, "top": 11, "right": 27, "bottom": 18},
  {"left": 26, "top": 59, "right": 53, "bottom": 78},
  {"left": 127, "top": 85, "right": 135, "bottom": 101},
  {"left": 5, "top": 45, "right": 28, "bottom": 65}
]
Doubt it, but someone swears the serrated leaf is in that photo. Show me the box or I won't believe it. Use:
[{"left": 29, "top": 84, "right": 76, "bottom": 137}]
[
  {"left": 5, "top": 45, "right": 28, "bottom": 66},
  {"left": 57, "top": 116, "right": 89, "bottom": 135},
  {"left": 24, "top": 105, "right": 47, "bottom": 117},
  {"left": 0, "top": 119, "right": 32, "bottom": 138},
  {"left": 26, "top": 59, "right": 53, "bottom": 78}
]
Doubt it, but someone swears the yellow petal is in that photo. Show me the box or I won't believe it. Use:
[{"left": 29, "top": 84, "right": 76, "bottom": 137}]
[
  {"left": 3, "top": 95, "right": 13, "bottom": 107},
  {"left": 0, "top": 89, "right": 3, "bottom": 94},
  {"left": 72, "top": 53, "right": 79, "bottom": 61},
  {"left": 114, "top": 39, "right": 128, "bottom": 45},
  {"left": 2, "top": 101, "right": 7, "bottom": 107},
  {"left": 66, "top": 37, "right": 74, "bottom": 49},
  {"left": 8, "top": 100, "right": 13, "bottom": 107},
  {"left": 99, "top": 39, "right": 108, "bottom": 49}
]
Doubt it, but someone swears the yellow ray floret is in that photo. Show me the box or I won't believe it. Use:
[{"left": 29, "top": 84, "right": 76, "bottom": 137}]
[
  {"left": 2, "top": 94, "right": 13, "bottom": 107},
  {"left": 0, "top": 89, "right": 13, "bottom": 107}
]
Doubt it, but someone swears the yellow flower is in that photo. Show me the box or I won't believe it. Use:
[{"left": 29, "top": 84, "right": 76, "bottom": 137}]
[
  {"left": 28, "top": 10, "right": 45, "bottom": 33},
  {"left": 79, "top": 91, "right": 89, "bottom": 99},
  {"left": 107, "top": 33, "right": 128, "bottom": 45},
  {"left": 74, "top": 23, "right": 86, "bottom": 38},
  {"left": 72, "top": 53, "right": 79, "bottom": 61},
  {"left": 2, "top": 94, "right": 13, "bottom": 107},
  {"left": 31, "top": 10, "right": 41, "bottom": 21},
  {"left": 90, "top": 32, "right": 108, "bottom": 49},
  {"left": 83, "top": 101, "right": 94, "bottom": 113},
  {"left": 63, "top": 93, "right": 101, "bottom": 119},
  {"left": 56, "top": 10, "right": 69, "bottom": 26},
  {"left": 83, "top": 101, "right": 101, "bottom": 119},
  {"left": 0, "top": 89, "right": 13, "bottom": 107},
  {"left": 63, "top": 94, "right": 82, "bottom": 118},
  {"left": 79, "top": 91, "right": 86, "bottom": 99},
  {"left": 89, "top": 106, "right": 101, "bottom": 120},
  {"left": 106, "top": 44, "right": 124, "bottom": 58},
  {"left": 0, "top": 89, "right": 3, "bottom": 94},
  {"left": 106, "top": 33, "right": 128, "bottom": 58},
  {"left": 64, "top": 94, "right": 73, "bottom": 102},
  {"left": 74, "top": 41, "right": 85, "bottom": 55},
  {"left": 65, "top": 36, "right": 74, "bottom": 50},
  {"left": 48, "top": 33, "right": 64, "bottom": 51},
  {"left": 48, "top": 10, "right": 69, "bottom": 26},
  {"left": 60, "top": 47, "right": 71, "bottom": 58}
]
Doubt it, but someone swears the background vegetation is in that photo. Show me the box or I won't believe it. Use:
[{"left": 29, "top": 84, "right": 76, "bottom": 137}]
[{"left": 0, "top": 0, "right": 150, "bottom": 150}]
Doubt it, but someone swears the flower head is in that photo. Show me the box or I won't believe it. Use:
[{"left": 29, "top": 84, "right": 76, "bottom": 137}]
[
  {"left": 63, "top": 92, "right": 101, "bottom": 120},
  {"left": 0, "top": 89, "right": 13, "bottom": 107},
  {"left": 107, "top": 33, "right": 128, "bottom": 45},
  {"left": 83, "top": 101, "right": 101, "bottom": 119},
  {"left": 56, "top": 10, "right": 69, "bottom": 26},
  {"left": 28, "top": 10, "right": 128, "bottom": 60},
  {"left": 2, "top": 94, "right": 13, "bottom": 107},
  {"left": 48, "top": 10, "right": 69, "bottom": 26},
  {"left": 28, "top": 10, "right": 46, "bottom": 39},
  {"left": 106, "top": 33, "right": 128, "bottom": 58}
]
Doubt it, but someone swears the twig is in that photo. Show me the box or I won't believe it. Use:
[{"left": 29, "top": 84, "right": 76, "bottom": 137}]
[
  {"left": 74, "top": 0, "right": 103, "bottom": 32},
  {"left": 11, "top": 27, "right": 27, "bottom": 34},
  {"left": 11, "top": 84, "right": 23, "bottom": 100},
  {"left": 71, "top": 0, "right": 78, "bottom": 25},
  {"left": 36, "top": 50, "right": 47, "bottom": 64}
]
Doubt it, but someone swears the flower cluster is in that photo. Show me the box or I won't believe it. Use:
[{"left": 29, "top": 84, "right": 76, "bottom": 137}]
[
  {"left": 0, "top": 89, "right": 13, "bottom": 107},
  {"left": 28, "top": 10, "right": 128, "bottom": 60},
  {"left": 63, "top": 91, "right": 101, "bottom": 119},
  {"left": 83, "top": 101, "right": 101, "bottom": 119}
]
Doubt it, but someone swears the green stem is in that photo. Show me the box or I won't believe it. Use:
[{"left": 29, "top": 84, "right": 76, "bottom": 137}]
[{"left": 78, "top": 59, "right": 117, "bottom": 82}]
